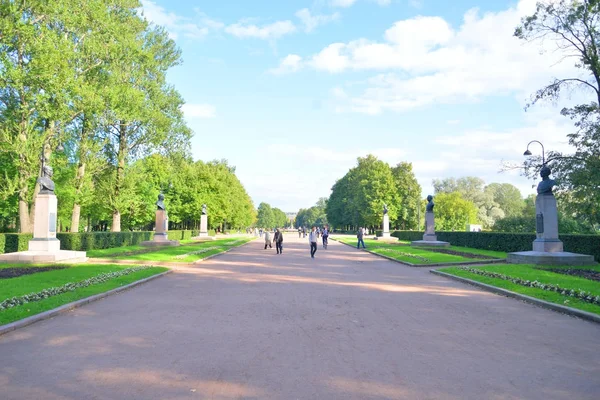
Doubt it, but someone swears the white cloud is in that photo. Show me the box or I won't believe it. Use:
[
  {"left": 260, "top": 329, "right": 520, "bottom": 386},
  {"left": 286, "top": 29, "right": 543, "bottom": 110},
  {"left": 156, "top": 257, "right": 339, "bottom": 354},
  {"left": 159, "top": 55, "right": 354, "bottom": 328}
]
[
  {"left": 279, "top": 0, "right": 587, "bottom": 114},
  {"left": 446, "top": 120, "right": 461, "bottom": 125},
  {"left": 269, "top": 55, "right": 303, "bottom": 75},
  {"left": 225, "top": 20, "right": 296, "bottom": 40},
  {"left": 140, "top": 0, "right": 210, "bottom": 39},
  {"left": 331, "top": 0, "right": 391, "bottom": 7},
  {"left": 182, "top": 104, "right": 216, "bottom": 119},
  {"left": 295, "top": 8, "right": 340, "bottom": 33}
]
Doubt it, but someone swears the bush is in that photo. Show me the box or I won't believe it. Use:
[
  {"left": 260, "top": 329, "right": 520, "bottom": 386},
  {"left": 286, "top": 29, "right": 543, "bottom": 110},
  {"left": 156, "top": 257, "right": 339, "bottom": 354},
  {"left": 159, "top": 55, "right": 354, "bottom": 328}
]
[
  {"left": 0, "top": 230, "right": 201, "bottom": 253},
  {"left": 390, "top": 230, "right": 600, "bottom": 261}
]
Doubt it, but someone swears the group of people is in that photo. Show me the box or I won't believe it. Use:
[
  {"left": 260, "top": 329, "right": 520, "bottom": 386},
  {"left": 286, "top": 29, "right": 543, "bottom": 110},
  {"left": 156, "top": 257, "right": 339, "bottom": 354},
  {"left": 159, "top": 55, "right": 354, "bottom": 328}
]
[{"left": 263, "top": 228, "right": 284, "bottom": 254}]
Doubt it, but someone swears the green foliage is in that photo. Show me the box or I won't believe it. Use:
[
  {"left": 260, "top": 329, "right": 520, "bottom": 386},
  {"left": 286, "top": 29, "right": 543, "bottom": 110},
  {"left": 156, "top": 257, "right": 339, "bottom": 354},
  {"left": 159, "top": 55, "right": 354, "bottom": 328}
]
[
  {"left": 434, "top": 192, "right": 479, "bottom": 231},
  {"left": 256, "top": 202, "right": 274, "bottom": 229},
  {"left": 296, "top": 198, "right": 328, "bottom": 228},
  {"left": 326, "top": 155, "right": 400, "bottom": 229},
  {"left": 515, "top": 0, "right": 600, "bottom": 227},
  {"left": 0, "top": 233, "right": 33, "bottom": 254},
  {"left": 493, "top": 215, "right": 596, "bottom": 234},
  {"left": 391, "top": 162, "right": 421, "bottom": 230}
]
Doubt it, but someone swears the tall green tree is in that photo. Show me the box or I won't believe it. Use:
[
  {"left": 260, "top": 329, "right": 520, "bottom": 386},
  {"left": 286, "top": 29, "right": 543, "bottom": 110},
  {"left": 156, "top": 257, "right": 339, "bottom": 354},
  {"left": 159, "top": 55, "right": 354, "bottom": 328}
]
[
  {"left": 484, "top": 183, "right": 524, "bottom": 219},
  {"left": 515, "top": 0, "right": 600, "bottom": 228},
  {"left": 391, "top": 162, "right": 421, "bottom": 230},
  {"left": 434, "top": 192, "right": 479, "bottom": 231},
  {"left": 256, "top": 202, "right": 274, "bottom": 229}
]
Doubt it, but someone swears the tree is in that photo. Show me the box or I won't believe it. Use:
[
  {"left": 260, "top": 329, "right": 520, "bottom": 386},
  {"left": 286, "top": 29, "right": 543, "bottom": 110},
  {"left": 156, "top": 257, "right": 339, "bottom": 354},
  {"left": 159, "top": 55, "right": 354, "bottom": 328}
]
[
  {"left": 484, "top": 183, "right": 525, "bottom": 219},
  {"left": 434, "top": 192, "right": 479, "bottom": 231},
  {"left": 256, "top": 203, "right": 274, "bottom": 229},
  {"left": 296, "top": 198, "right": 328, "bottom": 228},
  {"left": 391, "top": 162, "right": 422, "bottom": 230},
  {"left": 515, "top": 0, "right": 600, "bottom": 228}
]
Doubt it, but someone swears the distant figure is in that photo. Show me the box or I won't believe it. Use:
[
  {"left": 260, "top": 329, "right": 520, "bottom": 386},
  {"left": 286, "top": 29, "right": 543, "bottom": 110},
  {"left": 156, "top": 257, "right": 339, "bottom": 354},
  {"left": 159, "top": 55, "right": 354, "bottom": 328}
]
[
  {"left": 537, "top": 166, "right": 557, "bottom": 195},
  {"left": 201, "top": 204, "right": 207, "bottom": 215},
  {"left": 322, "top": 226, "right": 329, "bottom": 249},
  {"left": 264, "top": 230, "right": 272, "bottom": 249},
  {"left": 156, "top": 193, "right": 166, "bottom": 210},
  {"left": 426, "top": 195, "right": 434, "bottom": 212},
  {"left": 302, "top": 226, "right": 306, "bottom": 238},
  {"left": 254, "top": 227, "right": 259, "bottom": 237},
  {"left": 309, "top": 226, "right": 318, "bottom": 258},
  {"left": 259, "top": 228, "right": 263, "bottom": 237},
  {"left": 274, "top": 228, "right": 284, "bottom": 254},
  {"left": 357, "top": 227, "right": 366, "bottom": 249},
  {"left": 298, "top": 227, "right": 302, "bottom": 238},
  {"left": 383, "top": 204, "right": 388, "bottom": 215}
]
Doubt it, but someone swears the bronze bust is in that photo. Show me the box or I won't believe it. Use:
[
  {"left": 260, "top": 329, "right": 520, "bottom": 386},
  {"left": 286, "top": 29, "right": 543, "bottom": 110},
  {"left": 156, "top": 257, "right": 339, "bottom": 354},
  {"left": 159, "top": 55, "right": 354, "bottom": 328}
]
[
  {"left": 426, "top": 195, "right": 434, "bottom": 212},
  {"left": 202, "top": 204, "right": 207, "bottom": 215},
  {"left": 156, "top": 193, "right": 166, "bottom": 210},
  {"left": 537, "top": 166, "right": 556, "bottom": 195},
  {"left": 37, "top": 165, "right": 55, "bottom": 194}
]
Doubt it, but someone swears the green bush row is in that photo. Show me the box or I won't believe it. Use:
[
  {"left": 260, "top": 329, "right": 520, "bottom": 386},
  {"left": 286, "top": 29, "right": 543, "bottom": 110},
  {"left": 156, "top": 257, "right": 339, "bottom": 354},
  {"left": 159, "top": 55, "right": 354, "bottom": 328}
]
[
  {"left": 0, "top": 230, "right": 217, "bottom": 254},
  {"left": 390, "top": 231, "right": 600, "bottom": 261}
]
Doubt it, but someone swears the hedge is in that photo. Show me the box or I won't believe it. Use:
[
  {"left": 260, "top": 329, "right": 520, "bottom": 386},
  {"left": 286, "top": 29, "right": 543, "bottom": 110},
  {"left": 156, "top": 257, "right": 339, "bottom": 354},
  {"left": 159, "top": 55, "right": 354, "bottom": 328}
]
[
  {"left": 0, "top": 229, "right": 217, "bottom": 254},
  {"left": 390, "top": 231, "right": 600, "bottom": 261}
]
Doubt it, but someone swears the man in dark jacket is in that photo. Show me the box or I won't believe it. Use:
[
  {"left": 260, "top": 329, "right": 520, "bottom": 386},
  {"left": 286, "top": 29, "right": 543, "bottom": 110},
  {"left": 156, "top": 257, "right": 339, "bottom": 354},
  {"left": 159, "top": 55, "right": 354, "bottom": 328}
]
[{"left": 273, "top": 228, "right": 284, "bottom": 254}]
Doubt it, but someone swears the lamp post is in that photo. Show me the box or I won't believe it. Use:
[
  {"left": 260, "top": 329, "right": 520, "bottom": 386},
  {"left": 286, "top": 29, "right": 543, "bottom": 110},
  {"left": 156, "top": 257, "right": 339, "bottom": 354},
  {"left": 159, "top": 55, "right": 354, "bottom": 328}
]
[{"left": 523, "top": 140, "right": 545, "bottom": 166}]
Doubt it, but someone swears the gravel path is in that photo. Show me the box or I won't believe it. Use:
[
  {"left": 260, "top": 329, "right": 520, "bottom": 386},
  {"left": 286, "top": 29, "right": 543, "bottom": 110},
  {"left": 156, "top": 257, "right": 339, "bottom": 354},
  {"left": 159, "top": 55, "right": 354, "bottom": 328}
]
[{"left": 1, "top": 234, "right": 599, "bottom": 399}]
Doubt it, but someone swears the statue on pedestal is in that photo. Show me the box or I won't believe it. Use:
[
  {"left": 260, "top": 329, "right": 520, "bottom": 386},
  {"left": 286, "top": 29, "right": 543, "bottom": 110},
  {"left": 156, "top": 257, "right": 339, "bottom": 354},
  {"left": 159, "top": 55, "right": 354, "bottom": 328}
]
[
  {"left": 202, "top": 204, "right": 207, "bottom": 215},
  {"left": 426, "top": 195, "right": 434, "bottom": 212},
  {"left": 156, "top": 193, "right": 166, "bottom": 210},
  {"left": 537, "top": 166, "right": 557, "bottom": 195},
  {"left": 37, "top": 164, "right": 55, "bottom": 194},
  {"left": 383, "top": 204, "right": 388, "bottom": 215}
]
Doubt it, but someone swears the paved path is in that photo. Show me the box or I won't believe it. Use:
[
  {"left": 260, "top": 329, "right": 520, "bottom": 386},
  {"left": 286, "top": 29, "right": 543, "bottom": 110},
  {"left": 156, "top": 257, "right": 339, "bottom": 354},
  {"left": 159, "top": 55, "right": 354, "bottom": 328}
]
[{"left": 1, "top": 234, "right": 599, "bottom": 400}]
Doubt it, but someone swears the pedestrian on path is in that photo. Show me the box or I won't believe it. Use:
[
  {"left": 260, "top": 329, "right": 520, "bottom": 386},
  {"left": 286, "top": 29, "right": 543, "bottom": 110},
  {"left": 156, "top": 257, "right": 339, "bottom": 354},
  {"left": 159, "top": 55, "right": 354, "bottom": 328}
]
[
  {"left": 357, "top": 227, "right": 366, "bottom": 249},
  {"left": 322, "top": 226, "right": 329, "bottom": 249},
  {"left": 273, "top": 228, "right": 284, "bottom": 254},
  {"left": 309, "top": 226, "right": 318, "bottom": 258},
  {"left": 264, "top": 230, "right": 272, "bottom": 249},
  {"left": 298, "top": 227, "right": 302, "bottom": 238}
]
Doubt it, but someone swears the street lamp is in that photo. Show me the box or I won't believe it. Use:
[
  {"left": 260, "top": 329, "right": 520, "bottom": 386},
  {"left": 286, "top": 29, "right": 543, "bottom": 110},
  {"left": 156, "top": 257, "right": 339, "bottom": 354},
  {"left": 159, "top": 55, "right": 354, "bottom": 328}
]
[{"left": 523, "top": 140, "right": 545, "bottom": 165}]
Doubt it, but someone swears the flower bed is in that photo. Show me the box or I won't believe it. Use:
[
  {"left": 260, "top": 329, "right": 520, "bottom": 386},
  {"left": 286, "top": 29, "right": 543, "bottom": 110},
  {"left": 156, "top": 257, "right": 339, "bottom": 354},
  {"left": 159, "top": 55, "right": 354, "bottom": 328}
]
[
  {"left": 458, "top": 267, "right": 600, "bottom": 305},
  {"left": 0, "top": 266, "right": 151, "bottom": 310}
]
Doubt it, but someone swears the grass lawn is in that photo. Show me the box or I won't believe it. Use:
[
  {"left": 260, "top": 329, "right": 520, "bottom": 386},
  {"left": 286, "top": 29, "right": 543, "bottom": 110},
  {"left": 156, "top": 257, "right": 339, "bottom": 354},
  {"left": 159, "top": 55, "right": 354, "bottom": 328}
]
[
  {"left": 107, "top": 237, "right": 253, "bottom": 263},
  {"left": 0, "top": 264, "right": 167, "bottom": 325},
  {"left": 332, "top": 236, "right": 503, "bottom": 264},
  {"left": 440, "top": 264, "right": 600, "bottom": 315},
  {"left": 86, "top": 239, "right": 197, "bottom": 258}
]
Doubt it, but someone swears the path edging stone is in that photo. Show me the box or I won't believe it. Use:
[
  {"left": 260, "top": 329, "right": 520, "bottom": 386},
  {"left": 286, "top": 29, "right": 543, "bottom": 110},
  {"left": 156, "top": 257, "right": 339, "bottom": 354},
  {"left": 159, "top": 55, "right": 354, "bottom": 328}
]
[
  {"left": 332, "top": 237, "right": 505, "bottom": 267},
  {"left": 430, "top": 269, "right": 600, "bottom": 324},
  {"left": 0, "top": 270, "right": 172, "bottom": 337}
]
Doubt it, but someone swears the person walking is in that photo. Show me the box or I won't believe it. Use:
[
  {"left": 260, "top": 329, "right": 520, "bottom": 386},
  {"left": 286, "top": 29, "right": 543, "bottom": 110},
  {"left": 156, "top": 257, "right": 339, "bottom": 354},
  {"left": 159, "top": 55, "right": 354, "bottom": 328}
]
[
  {"left": 273, "top": 228, "right": 284, "bottom": 254},
  {"left": 322, "top": 226, "right": 329, "bottom": 249},
  {"left": 302, "top": 226, "right": 306, "bottom": 238},
  {"left": 264, "top": 230, "right": 272, "bottom": 250},
  {"left": 357, "top": 227, "right": 366, "bottom": 249},
  {"left": 298, "top": 227, "right": 302, "bottom": 238},
  {"left": 309, "top": 226, "right": 318, "bottom": 258}
]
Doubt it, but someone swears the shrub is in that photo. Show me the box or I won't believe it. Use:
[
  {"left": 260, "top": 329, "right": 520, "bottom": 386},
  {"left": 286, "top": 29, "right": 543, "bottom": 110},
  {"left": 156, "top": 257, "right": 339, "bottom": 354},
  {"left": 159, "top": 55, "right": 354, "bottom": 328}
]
[
  {"left": 391, "top": 231, "right": 600, "bottom": 261},
  {"left": 0, "top": 233, "right": 33, "bottom": 254}
]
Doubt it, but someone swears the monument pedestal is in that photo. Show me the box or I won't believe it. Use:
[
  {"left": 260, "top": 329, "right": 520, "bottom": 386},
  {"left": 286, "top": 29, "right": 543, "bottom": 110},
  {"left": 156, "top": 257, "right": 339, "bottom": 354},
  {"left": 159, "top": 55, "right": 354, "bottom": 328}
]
[
  {"left": 375, "top": 214, "right": 398, "bottom": 242},
  {"left": 411, "top": 211, "right": 449, "bottom": 247},
  {"left": 508, "top": 192, "right": 595, "bottom": 265},
  {"left": 0, "top": 193, "right": 87, "bottom": 264},
  {"left": 192, "top": 214, "right": 215, "bottom": 241},
  {"left": 141, "top": 209, "right": 180, "bottom": 247}
]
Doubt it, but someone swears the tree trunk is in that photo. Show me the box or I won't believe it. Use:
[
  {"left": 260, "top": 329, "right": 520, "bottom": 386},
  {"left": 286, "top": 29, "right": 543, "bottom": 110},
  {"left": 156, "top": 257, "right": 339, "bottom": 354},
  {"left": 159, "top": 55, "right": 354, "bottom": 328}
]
[
  {"left": 111, "top": 122, "right": 127, "bottom": 232},
  {"left": 18, "top": 198, "right": 31, "bottom": 233},
  {"left": 71, "top": 203, "right": 81, "bottom": 233}
]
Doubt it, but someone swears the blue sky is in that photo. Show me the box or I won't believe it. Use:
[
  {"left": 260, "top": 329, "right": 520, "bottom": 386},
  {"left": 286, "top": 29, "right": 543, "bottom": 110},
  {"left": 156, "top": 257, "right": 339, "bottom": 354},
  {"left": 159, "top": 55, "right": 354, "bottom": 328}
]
[{"left": 140, "top": 0, "right": 583, "bottom": 212}]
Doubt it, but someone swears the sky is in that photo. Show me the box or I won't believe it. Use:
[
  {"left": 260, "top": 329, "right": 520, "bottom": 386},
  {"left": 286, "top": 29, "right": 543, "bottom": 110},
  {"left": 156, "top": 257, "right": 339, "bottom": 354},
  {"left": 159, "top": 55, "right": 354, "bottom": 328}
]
[{"left": 140, "top": 0, "right": 587, "bottom": 213}]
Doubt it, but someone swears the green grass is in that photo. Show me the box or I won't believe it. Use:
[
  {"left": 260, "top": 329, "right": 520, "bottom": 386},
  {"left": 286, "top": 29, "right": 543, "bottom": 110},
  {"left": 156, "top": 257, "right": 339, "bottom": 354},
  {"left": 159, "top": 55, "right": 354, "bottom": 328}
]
[
  {"left": 86, "top": 239, "right": 197, "bottom": 258},
  {"left": 0, "top": 264, "right": 167, "bottom": 325},
  {"left": 108, "top": 237, "right": 253, "bottom": 263},
  {"left": 440, "top": 264, "right": 600, "bottom": 315},
  {"left": 332, "top": 236, "right": 502, "bottom": 264}
]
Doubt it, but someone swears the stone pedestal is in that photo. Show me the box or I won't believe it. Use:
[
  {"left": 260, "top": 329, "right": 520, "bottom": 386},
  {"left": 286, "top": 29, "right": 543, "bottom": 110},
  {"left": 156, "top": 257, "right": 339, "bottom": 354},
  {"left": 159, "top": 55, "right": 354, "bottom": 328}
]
[
  {"left": 411, "top": 211, "right": 450, "bottom": 247},
  {"left": 532, "top": 193, "right": 563, "bottom": 252},
  {"left": 141, "top": 210, "right": 179, "bottom": 247},
  {"left": 192, "top": 214, "right": 216, "bottom": 241},
  {"left": 375, "top": 214, "right": 398, "bottom": 242},
  {"left": 0, "top": 193, "right": 87, "bottom": 264},
  {"left": 508, "top": 192, "right": 595, "bottom": 266}
]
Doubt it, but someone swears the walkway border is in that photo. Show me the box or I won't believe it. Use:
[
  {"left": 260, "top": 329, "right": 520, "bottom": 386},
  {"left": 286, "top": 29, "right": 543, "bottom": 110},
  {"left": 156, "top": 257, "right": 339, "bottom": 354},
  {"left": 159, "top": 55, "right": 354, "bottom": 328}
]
[
  {"left": 430, "top": 269, "right": 600, "bottom": 324},
  {"left": 331, "top": 237, "right": 505, "bottom": 267},
  {"left": 0, "top": 270, "right": 172, "bottom": 337}
]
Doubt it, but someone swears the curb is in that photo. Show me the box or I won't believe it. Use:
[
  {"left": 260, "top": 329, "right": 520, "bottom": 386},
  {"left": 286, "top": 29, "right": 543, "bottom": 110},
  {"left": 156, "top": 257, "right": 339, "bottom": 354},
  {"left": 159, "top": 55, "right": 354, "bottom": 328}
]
[
  {"left": 0, "top": 270, "right": 173, "bottom": 337},
  {"left": 332, "top": 238, "right": 504, "bottom": 267},
  {"left": 430, "top": 269, "right": 600, "bottom": 325}
]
